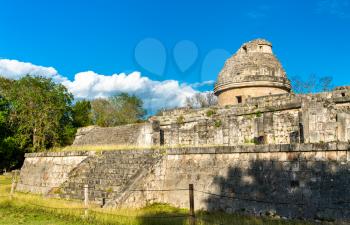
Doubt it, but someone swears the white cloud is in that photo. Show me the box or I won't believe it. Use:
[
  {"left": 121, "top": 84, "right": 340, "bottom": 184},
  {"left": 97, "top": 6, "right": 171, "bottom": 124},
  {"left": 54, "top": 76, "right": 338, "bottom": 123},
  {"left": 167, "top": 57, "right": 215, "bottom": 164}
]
[
  {"left": 0, "top": 59, "right": 68, "bottom": 83},
  {"left": 63, "top": 71, "right": 197, "bottom": 112},
  {"left": 0, "top": 58, "right": 206, "bottom": 113}
]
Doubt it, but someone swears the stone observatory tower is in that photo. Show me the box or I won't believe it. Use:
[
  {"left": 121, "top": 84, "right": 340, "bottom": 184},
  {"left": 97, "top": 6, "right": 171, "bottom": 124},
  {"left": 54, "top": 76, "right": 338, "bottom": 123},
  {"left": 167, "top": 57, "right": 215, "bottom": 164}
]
[{"left": 214, "top": 39, "right": 291, "bottom": 106}]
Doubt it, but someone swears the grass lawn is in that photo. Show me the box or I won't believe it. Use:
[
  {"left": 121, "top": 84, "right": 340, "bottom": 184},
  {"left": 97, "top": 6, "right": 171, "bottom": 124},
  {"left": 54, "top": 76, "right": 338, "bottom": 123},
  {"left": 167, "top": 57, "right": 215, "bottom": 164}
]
[
  {"left": 0, "top": 202, "right": 83, "bottom": 225},
  {"left": 0, "top": 175, "right": 329, "bottom": 225}
]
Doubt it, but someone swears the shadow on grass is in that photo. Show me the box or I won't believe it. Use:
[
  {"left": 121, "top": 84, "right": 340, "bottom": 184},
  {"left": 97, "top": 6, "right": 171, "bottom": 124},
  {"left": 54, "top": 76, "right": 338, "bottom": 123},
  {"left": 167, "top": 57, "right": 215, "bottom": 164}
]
[{"left": 136, "top": 203, "right": 189, "bottom": 225}]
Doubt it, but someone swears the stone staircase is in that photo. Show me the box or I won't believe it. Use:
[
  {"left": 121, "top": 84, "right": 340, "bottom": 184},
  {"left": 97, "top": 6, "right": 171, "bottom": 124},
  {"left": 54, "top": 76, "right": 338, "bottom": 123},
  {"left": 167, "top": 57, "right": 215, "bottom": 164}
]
[{"left": 59, "top": 150, "right": 163, "bottom": 207}]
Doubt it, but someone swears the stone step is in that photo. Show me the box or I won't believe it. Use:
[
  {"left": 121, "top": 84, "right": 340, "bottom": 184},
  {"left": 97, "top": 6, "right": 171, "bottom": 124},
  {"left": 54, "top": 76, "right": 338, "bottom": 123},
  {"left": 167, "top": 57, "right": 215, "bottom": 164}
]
[{"left": 59, "top": 150, "right": 162, "bottom": 205}]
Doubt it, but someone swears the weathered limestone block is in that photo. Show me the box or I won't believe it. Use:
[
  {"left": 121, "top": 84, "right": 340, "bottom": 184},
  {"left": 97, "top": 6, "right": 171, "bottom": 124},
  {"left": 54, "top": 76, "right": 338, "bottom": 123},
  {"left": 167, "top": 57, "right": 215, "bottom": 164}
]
[
  {"left": 337, "top": 113, "right": 350, "bottom": 142},
  {"left": 16, "top": 152, "right": 94, "bottom": 194},
  {"left": 73, "top": 122, "right": 160, "bottom": 147}
]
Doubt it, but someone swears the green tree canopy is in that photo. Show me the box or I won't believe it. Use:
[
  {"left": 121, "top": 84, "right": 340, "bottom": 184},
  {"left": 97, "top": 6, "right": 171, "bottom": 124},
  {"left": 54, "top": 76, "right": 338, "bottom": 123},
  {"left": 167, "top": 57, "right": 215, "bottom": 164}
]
[
  {"left": 2, "top": 75, "right": 74, "bottom": 151},
  {"left": 72, "top": 100, "right": 92, "bottom": 128},
  {"left": 91, "top": 93, "right": 146, "bottom": 127},
  {"left": 0, "top": 76, "right": 147, "bottom": 169},
  {"left": 0, "top": 94, "right": 21, "bottom": 170}
]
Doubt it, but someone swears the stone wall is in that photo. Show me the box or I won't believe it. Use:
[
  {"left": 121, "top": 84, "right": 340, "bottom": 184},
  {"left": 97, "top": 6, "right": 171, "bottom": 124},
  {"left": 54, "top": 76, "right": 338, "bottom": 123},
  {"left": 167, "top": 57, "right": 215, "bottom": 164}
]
[
  {"left": 217, "top": 86, "right": 289, "bottom": 106},
  {"left": 123, "top": 143, "right": 350, "bottom": 221},
  {"left": 154, "top": 88, "right": 350, "bottom": 146},
  {"left": 73, "top": 122, "right": 160, "bottom": 147},
  {"left": 17, "top": 143, "right": 350, "bottom": 221},
  {"left": 16, "top": 151, "right": 95, "bottom": 194}
]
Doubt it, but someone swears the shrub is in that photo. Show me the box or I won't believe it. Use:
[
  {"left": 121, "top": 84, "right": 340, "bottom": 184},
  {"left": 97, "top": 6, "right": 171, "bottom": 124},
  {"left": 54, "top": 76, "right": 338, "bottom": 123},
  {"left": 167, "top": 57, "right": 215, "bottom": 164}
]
[
  {"left": 214, "top": 120, "right": 222, "bottom": 128},
  {"left": 255, "top": 110, "right": 262, "bottom": 118},
  {"left": 176, "top": 115, "right": 185, "bottom": 125},
  {"left": 244, "top": 138, "right": 256, "bottom": 145},
  {"left": 206, "top": 109, "right": 216, "bottom": 117},
  {"left": 106, "top": 187, "right": 113, "bottom": 193}
]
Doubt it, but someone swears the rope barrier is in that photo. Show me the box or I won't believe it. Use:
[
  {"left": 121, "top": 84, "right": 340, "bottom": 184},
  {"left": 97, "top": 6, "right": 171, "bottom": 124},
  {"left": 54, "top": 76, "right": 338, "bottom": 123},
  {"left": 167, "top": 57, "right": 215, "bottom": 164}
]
[
  {"left": 139, "top": 215, "right": 189, "bottom": 219},
  {"left": 4, "top": 196, "right": 189, "bottom": 219},
  {"left": 194, "top": 189, "right": 305, "bottom": 206},
  {"left": 17, "top": 200, "right": 85, "bottom": 210},
  {"left": 5, "top": 192, "right": 347, "bottom": 217},
  {"left": 13, "top": 202, "right": 190, "bottom": 219},
  {"left": 129, "top": 188, "right": 189, "bottom": 192},
  {"left": 2, "top": 178, "right": 350, "bottom": 221},
  {"left": 89, "top": 209, "right": 189, "bottom": 219},
  {"left": 195, "top": 189, "right": 350, "bottom": 210}
]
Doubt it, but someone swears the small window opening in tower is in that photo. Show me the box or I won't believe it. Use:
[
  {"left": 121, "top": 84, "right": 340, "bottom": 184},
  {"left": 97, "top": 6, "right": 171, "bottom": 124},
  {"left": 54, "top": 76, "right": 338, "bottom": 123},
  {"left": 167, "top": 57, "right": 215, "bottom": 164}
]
[
  {"left": 259, "top": 45, "right": 263, "bottom": 51},
  {"left": 236, "top": 96, "right": 242, "bottom": 103},
  {"left": 243, "top": 46, "right": 247, "bottom": 53}
]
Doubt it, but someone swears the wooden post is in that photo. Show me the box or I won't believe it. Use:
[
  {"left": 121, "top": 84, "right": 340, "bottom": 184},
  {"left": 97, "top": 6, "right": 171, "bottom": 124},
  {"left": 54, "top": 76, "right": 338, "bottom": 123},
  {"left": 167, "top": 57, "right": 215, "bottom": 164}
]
[
  {"left": 189, "top": 184, "right": 195, "bottom": 225},
  {"left": 101, "top": 198, "right": 106, "bottom": 208},
  {"left": 10, "top": 171, "right": 17, "bottom": 200},
  {"left": 84, "top": 184, "right": 89, "bottom": 217}
]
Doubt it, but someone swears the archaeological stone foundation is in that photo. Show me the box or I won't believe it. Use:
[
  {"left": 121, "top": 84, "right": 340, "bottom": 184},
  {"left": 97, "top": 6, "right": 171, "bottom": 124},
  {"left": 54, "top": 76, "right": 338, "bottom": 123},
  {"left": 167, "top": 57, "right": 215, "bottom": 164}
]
[{"left": 16, "top": 39, "right": 350, "bottom": 222}]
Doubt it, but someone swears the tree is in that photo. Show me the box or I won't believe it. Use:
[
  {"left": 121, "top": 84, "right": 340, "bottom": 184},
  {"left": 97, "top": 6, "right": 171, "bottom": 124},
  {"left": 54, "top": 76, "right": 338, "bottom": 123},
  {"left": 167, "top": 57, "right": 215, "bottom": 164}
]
[
  {"left": 291, "top": 75, "right": 334, "bottom": 94},
  {"left": 0, "top": 93, "right": 23, "bottom": 170},
  {"left": 91, "top": 98, "right": 115, "bottom": 127},
  {"left": 319, "top": 76, "right": 333, "bottom": 92},
  {"left": 72, "top": 100, "right": 92, "bottom": 127},
  {"left": 91, "top": 93, "right": 146, "bottom": 127},
  {"left": 185, "top": 92, "right": 218, "bottom": 108},
  {"left": 110, "top": 93, "right": 146, "bottom": 125},
  {"left": 3, "top": 75, "right": 74, "bottom": 151}
]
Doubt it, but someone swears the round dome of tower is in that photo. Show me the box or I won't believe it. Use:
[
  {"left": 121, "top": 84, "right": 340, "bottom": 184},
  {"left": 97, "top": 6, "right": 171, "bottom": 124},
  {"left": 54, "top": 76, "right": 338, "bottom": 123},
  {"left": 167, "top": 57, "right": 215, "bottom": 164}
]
[{"left": 214, "top": 39, "right": 291, "bottom": 106}]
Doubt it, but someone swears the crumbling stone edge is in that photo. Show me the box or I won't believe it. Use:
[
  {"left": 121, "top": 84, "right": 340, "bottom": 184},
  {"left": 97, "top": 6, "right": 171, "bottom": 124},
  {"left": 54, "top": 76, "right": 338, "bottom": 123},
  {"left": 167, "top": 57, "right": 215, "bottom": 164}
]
[{"left": 24, "top": 142, "right": 350, "bottom": 158}]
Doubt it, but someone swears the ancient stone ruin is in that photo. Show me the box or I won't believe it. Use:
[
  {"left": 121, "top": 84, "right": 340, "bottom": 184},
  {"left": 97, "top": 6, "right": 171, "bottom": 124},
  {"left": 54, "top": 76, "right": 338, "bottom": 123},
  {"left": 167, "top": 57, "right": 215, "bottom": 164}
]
[
  {"left": 214, "top": 39, "right": 291, "bottom": 106},
  {"left": 17, "top": 39, "right": 350, "bottom": 222}
]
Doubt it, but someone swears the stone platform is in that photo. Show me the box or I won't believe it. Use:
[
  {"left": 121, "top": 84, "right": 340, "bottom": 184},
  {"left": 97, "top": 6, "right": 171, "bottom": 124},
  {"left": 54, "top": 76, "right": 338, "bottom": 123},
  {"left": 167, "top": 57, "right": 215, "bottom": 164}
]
[{"left": 17, "top": 143, "right": 350, "bottom": 222}]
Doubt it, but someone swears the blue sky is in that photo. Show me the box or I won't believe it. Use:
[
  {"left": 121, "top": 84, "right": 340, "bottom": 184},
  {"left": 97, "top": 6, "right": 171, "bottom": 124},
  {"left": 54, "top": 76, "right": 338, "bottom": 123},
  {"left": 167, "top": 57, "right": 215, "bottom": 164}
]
[{"left": 0, "top": 0, "right": 349, "bottom": 111}]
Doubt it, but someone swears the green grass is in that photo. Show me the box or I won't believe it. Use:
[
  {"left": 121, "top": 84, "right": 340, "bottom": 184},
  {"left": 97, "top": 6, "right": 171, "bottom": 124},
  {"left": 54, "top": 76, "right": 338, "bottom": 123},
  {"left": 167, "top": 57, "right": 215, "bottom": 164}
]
[
  {"left": 0, "top": 175, "right": 328, "bottom": 225},
  {"left": 0, "top": 202, "right": 83, "bottom": 225},
  {"left": 50, "top": 144, "right": 164, "bottom": 152},
  {"left": 49, "top": 144, "right": 228, "bottom": 152}
]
